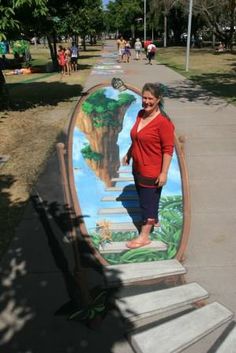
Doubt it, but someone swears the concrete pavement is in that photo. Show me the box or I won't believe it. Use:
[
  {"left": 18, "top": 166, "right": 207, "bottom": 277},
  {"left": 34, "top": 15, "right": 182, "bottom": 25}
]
[{"left": 0, "top": 40, "right": 236, "bottom": 353}]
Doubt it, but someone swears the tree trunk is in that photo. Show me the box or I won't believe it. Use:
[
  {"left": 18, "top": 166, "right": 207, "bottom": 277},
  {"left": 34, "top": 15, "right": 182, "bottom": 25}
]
[
  {"left": 229, "top": 0, "right": 235, "bottom": 51},
  {"left": 131, "top": 24, "right": 135, "bottom": 39},
  {"left": 212, "top": 32, "right": 216, "bottom": 48},
  {"left": 0, "top": 69, "right": 9, "bottom": 109},
  {"left": 47, "top": 34, "right": 58, "bottom": 71},
  {"left": 164, "top": 15, "right": 167, "bottom": 47},
  {"left": 82, "top": 36, "right": 86, "bottom": 51}
]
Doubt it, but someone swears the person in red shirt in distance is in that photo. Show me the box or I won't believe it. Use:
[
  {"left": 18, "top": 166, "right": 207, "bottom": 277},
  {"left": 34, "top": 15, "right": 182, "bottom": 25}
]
[
  {"left": 123, "top": 82, "right": 175, "bottom": 249},
  {"left": 143, "top": 39, "right": 152, "bottom": 59}
]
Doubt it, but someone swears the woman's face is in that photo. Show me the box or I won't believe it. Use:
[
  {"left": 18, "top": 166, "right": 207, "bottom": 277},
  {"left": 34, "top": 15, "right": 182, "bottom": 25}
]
[{"left": 142, "top": 90, "right": 160, "bottom": 115}]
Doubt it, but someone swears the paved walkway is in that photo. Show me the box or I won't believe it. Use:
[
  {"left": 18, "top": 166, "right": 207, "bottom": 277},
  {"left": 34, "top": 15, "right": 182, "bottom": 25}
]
[{"left": 1, "top": 40, "right": 236, "bottom": 353}]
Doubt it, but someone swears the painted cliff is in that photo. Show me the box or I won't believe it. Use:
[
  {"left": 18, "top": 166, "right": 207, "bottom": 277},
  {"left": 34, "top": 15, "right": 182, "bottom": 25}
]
[{"left": 76, "top": 89, "right": 136, "bottom": 186}]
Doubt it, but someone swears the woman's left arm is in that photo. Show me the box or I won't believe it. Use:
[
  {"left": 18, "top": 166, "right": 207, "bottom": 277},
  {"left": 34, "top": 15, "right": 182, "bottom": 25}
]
[{"left": 155, "top": 119, "right": 175, "bottom": 187}]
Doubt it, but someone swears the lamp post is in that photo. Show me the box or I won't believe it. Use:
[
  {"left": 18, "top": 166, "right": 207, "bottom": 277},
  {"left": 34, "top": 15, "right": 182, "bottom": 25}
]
[
  {"left": 144, "top": 0, "right": 147, "bottom": 42},
  {"left": 185, "top": 0, "right": 193, "bottom": 72}
]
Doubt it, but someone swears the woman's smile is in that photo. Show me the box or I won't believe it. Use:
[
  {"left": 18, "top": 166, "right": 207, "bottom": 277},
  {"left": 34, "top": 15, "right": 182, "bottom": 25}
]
[{"left": 142, "top": 90, "right": 160, "bottom": 116}]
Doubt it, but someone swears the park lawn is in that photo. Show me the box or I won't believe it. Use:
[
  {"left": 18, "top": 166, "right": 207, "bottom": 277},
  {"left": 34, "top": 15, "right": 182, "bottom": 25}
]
[
  {"left": 157, "top": 47, "right": 236, "bottom": 104},
  {"left": 0, "top": 43, "right": 102, "bottom": 260}
]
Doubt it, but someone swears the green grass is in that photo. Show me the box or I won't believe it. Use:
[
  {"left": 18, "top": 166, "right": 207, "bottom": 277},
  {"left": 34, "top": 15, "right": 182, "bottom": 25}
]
[
  {"left": 0, "top": 43, "right": 103, "bottom": 261},
  {"left": 157, "top": 47, "right": 236, "bottom": 104}
]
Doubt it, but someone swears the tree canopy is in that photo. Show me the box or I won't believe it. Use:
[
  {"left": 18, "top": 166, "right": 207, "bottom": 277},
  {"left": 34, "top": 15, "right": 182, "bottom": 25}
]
[
  {"left": 0, "top": 0, "right": 103, "bottom": 44},
  {"left": 104, "top": 0, "right": 235, "bottom": 48},
  {"left": 0, "top": 0, "right": 48, "bottom": 40}
]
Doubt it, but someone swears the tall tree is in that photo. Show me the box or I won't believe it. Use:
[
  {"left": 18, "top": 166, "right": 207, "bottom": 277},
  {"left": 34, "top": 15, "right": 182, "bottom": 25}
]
[
  {"left": 0, "top": 0, "right": 48, "bottom": 40},
  {"left": 0, "top": 0, "right": 48, "bottom": 105},
  {"left": 105, "top": 0, "right": 143, "bottom": 39},
  {"left": 60, "top": 0, "right": 104, "bottom": 51},
  {"left": 181, "top": 0, "right": 236, "bottom": 50},
  {"left": 150, "top": 0, "right": 178, "bottom": 47}
]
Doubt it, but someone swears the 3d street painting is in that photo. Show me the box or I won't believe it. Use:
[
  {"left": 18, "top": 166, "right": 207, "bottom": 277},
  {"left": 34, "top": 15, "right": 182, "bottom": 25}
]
[
  {"left": 66, "top": 81, "right": 190, "bottom": 265},
  {"left": 91, "top": 62, "right": 123, "bottom": 76}
]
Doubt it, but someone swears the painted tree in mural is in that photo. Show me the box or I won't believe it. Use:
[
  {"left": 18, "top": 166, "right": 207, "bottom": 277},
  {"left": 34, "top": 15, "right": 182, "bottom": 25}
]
[
  {"left": 78, "top": 89, "right": 136, "bottom": 186},
  {"left": 82, "top": 90, "right": 136, "bottom": 128}
]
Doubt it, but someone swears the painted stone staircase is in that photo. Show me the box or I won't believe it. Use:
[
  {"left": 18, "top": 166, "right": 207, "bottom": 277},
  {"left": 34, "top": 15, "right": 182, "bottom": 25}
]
[
  {"left": 98, "top": 167, "right": 167, "bottom": 253},
  {"left": 103, "top": 259, "right": 235, "bottom": 353},
  {"left": 97, "top": 170, "right": 235, "bottom": 353}
]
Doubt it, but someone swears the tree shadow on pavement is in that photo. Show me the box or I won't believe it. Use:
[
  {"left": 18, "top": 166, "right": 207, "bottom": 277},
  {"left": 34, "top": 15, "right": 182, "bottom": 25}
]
[
  {"left": 77, "top": 63, "right": 92, "bottom": 71},
  {"left": 165, "top": 72, "right": 236, "bottom": 105},
  {"left": 190, "top": 72, "right": 236, "bottom": 103},
  {"left": 5, "top": 81, "right": 84, "bottom": 112},
  {"left": 0, "top": 181, "right": 135, "bottom": 353}
]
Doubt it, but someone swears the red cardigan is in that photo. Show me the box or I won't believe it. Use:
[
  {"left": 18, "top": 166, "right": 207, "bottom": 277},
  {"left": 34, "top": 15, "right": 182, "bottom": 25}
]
[{"left": 130, "top": 111, "right": 174, "bottom": 180}]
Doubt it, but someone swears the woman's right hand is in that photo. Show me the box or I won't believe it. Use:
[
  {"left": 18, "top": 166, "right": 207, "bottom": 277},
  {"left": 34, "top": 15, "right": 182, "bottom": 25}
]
[{"left": 122, "top": 155, "right": 130, "bottom": 166}]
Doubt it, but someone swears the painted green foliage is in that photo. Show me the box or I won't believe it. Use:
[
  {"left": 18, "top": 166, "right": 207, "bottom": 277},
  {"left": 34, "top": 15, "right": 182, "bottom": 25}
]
[
  {"left": 91, "top": 195, "right": 183, "bottom": 264},
  {"left": 158, "top": 195, "right": 183, "bottom": 259},
  {"left": 81, "top": 144, "right": 103, "bottom": 161},
  {"left": 82, "top": 89, "right": 136, "bottom": 128}
]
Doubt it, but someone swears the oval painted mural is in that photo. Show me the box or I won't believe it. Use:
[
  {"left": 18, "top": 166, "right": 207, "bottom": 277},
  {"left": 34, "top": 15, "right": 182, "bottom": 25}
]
[{"left": 67, "top": 81, "right": 190, "bottom": 265}]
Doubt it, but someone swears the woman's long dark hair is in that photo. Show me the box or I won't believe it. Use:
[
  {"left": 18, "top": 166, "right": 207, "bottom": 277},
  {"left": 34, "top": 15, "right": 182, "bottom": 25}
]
[{"left": 142, "top": 82, "right": 171, "bottom": 120}]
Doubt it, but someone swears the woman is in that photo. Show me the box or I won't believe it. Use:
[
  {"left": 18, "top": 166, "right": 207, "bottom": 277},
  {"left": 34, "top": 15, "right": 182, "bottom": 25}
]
[
  {"left": 123, "top": 83, "right": 174, "bottom": 249},
  {"left": 57, "top": 45, "right": 66, "bottom": 76},
  {"left": 64, "top": 46, "right": 72, "bottom": 75}
]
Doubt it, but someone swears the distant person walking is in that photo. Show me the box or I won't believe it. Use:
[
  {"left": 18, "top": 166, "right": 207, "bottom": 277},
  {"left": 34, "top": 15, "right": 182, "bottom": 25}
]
[
  {"left": 143, "top": 39, "right": 152, "bottom": 58},
  {"left": 134, "top": 38, "right": 142, "bottom": 60},
  {"left": 71, "top": 43, "right": 79, "bottom": 71},
  {"left": 146, "top": 42, "right": 157, "bottom": 65},
  {"left": 117, "top": 36, "right": 126, "bottom": 63},
  {"left": 123, "top": 40, "right": 131, "bottom": 63}
]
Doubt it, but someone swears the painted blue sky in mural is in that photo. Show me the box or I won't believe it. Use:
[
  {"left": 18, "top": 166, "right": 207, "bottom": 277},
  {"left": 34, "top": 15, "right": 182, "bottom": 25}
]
[
  {"left": 72, "top": 87, "right": 182, "bottom": 232},
  {"left": 103, "top": 0, "right": 111, "bottom": 7}
]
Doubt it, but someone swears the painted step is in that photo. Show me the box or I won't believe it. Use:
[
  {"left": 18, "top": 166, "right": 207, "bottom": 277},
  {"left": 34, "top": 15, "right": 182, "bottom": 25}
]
[
  {"left": 99, "top": 240, "right": 167, "bottom": 253},
  {"left": 117, "top": 170, "right": 132, "bottom": 174},
  {"left": 111, "top": 177, "right": 134, "bottom": 182},
  {"left": 130, "top": 302, "right": 233, "bottom": 353},
  {"left": 104, "top": 259, "right": 186, "bottom": 287},
  {"left": 116, "top": 282, "right": 208, "bottom": 327},
  {"left": 101, "top": 195, "right": 138, "bottom": 201},
  {"left": 98, "top": 207, "right": 141, "bottom": 215},
  {"left": 109, "top": 222, "right": 139, "bottom": 231},
  {"left": 106, "top": 185, "right": 136, "bottom": 192},
  {"left": 215, "top": 325, "right": 236, "bottom": 352}
]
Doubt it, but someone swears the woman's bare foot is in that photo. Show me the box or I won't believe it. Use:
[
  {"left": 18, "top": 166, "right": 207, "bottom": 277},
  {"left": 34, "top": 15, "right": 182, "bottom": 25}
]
[{"left": 126, "top": 237, "right": 151, "bottom": 249}]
